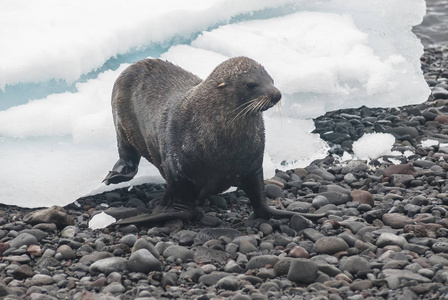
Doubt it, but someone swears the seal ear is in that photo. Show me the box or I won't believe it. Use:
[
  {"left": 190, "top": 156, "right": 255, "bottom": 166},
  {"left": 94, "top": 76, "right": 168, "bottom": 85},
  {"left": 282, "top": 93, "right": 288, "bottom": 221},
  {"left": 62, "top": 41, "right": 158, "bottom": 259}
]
[{"left": 217, "top": 82, "right": 226, "bottom": 88}]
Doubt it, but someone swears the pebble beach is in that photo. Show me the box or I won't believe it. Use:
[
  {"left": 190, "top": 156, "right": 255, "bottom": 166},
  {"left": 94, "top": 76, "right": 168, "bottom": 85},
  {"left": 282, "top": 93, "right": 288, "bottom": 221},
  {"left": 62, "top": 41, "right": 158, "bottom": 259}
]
[{"left": 2, "top": 4, "right": 448, "bottom": 300}]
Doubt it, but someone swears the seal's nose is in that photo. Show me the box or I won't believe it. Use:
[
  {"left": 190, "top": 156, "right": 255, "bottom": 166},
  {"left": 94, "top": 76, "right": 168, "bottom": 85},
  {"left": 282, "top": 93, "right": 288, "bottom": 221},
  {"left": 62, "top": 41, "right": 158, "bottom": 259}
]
[{"left": 271, "top": 89, "right": 282, "bottom": 104}]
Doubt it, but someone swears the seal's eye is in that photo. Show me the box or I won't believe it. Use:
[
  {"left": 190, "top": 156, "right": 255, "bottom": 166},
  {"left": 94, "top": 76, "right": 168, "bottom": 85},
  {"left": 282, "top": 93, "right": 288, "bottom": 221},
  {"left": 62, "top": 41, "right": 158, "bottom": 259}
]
[{"left": 246, "top": 82, "right": 257, "bottom": 89}]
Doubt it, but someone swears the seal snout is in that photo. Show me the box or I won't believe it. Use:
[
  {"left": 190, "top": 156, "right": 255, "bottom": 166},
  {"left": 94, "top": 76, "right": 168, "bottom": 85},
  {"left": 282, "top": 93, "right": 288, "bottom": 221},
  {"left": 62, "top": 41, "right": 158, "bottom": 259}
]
[
  {"left": 260, "top": 87, "right": 281, "bottom": 111},
  {"left": 270, "top": 88, "right": 282, "bottom": 105}
]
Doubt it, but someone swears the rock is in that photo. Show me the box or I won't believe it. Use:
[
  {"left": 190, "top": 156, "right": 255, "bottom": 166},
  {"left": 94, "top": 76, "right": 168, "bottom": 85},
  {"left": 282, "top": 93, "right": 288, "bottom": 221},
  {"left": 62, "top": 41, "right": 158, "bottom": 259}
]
[
  {"left": 311, "top": 169, "right": 336, "bottom": 181},
  {"left": 79, "top": 251, "right": 114, "bottom": 265},
  {"left": 217, "top": 276, "right": 239, "bottom": 291},
  {"left": 8, "top": 233, "right": 38, "bottom": 249},
  {"left": 312, "top": 195, "right": 330, "bottom": 208},
  {"left": 128, "top": 249, "right": 162, "bottom": 273},
  {"left": 23, "top": 206, "right": 74, "bottom": 229},
  {"left": 319, "top": 192, "right": 350, "bottom": 205},
  {"left": 289, "top": 214, "right": 311, "bottom": 232},
  {"left": 382, "top": 269, "right": 431, "bottom": 283},
  {"left": 391, "top": 174, "right": 416, "bottom": 187},
  {"left": 288, "top": 246, "right": 310, "bottom": 259},
  {"left": 194, "top": 246, "right": 230, "bottom": 264},
  {"left": 302, "top": 228, "right": 325, "bottom": 242},
  {"left": 27, "top": 245, "right": 42, "bottom": 257},
  {"left": 13, "top": 265, "right": 34, "bottom": 280},
  {"left": 199, "top": 272, "right": 229, "bottom": 286},
  {"left": 350, "top": 190, "right": 374, "bottom": 206},
  {"left": 259, "top": 223, "right": 273, "bottom": 235},
  {"left": 246, "top": 255, "right": 280, "bottom": 270},
  {"left": 432, "top": 242, "right": 448, "bottom": 253},
  {"left": 376, "top": 232, "right": 408, "bottom": 248},
  {"left": 195, "top": 228, "right": 240, "bottom": 244},
  {"left": 382, "top": 213, "right": 414, "bottom": 229},
  {"left": 89, "top": 257, "right": 128, "bottom": 274},
  {"left": 287, "top": 259, "right": 318, "bottom": 284},
  {"left": 56, "top": 245, "right": 76, "bottom": 260},
  {"left": 265, "top": 184, "right": 284, "bottom": 199},
  {"left": 60, "top": 226, "right": 79, "bottom": 238},
  {"left": 383, "top": 164, "right": 417, "bottom": 177},
  {"left": 119, "top": 234, "right": 137, "bottom": 247},
  {"left": 315, "top": 237, "right": 349, "bottom": 255},
  {"left": 163, "top": 245, "right": 194, "bottom": 262},
  {"left": 339, "top": 256, "right": 371, "bottom": 275},
  {"left": 350, "top": 280, "right": 373, "bottom": 291},
  {"left": 239, "top": 240, "right": 258, "bottom": 254}
]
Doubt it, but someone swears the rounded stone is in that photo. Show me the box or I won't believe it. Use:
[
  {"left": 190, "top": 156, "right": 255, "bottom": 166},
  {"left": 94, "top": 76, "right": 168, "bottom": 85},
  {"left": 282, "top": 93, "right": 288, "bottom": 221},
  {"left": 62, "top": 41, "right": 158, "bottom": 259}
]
[
  {"left": 56, "top": 245, "right": 76, "bottom": 260},
  {"left": 89, "top": 257, "right": 128, "bottom": 274},
  {"left": 246, "top": 255, "right": 280, "bottom": 270},
  {"left": 376, "top": 232, "right": 408, "bottom": 248},
  {"left": 287, "top": 259, "right": 318, "bottom": 284},
  {"left": 259, "top": 223, "right": 273, "bottom": 236},
  {"left": 119, "top": 234, "right": 137, "bottom": 247},
  {"left": 265, "top": 184, "right": 284, "bottom": 199},
  {"left": 163, "top": 245, "right": 194, "bottom": 262},
  {"left": 128, "top": 249, "right": 162, "bottom": 273},
  {"left": 8, "top": 233, "right": 38, "bottom": 249},
  {"left": 217, "top": 276, "right": 239, "bottom": 291},
  {"left": 315, "top": 237, "right": 349, "bottom": 255},
  {"left": 350, "top": 190, "right": 374, "bottom": 206},
  {"left": 288, "top": 246, "right": 310, "bottom": 258},
  {"left": 339, "top": 255, "right": 372, "bottom": 275}
]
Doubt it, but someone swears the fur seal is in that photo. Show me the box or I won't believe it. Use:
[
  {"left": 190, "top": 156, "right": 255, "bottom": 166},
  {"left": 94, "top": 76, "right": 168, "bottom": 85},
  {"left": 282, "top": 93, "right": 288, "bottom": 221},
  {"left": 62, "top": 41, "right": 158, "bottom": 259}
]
[{"left": 103, "top": 56, "right": 324, "bottom": 224}]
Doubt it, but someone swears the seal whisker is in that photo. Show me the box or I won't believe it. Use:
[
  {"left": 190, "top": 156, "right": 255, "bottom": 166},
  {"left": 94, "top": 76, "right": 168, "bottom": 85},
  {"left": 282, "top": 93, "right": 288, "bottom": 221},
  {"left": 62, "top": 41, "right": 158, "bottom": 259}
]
[{"left": 229, "top": 102, "right": 255, "bottom": 125}]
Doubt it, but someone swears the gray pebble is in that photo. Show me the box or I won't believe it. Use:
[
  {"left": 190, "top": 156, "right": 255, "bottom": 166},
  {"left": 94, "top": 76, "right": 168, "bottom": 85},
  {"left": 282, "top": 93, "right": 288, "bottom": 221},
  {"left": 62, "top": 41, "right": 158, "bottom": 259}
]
[
  {"left": 119, "top": 234, "right": 137, "bottom": 247},
  {"left": 163, "top": 245, "right": 194, "bottom": 262},
  {"left": 339, "top": 255, "right": 371, "bottom": 275},
  {"left": 128, "top": 249, "right": 162, "bottom": 273},
  {"left": 217, "top": 276, "right": 239, "bottom": 291},
  {"left": 89, "top": 257, "right": 128, "bottom": 274},
  {"left": 8, "top": 233, "right": 38, "bottom": 249},
  {"left": 287, "top": 259, "right": 318, "bottom": 284},
  {"left": 315, "top": 236, "right": 349, "bottom": 254},
  {"left": 376, "top": 232, "right": 408, "bottom": 248}
]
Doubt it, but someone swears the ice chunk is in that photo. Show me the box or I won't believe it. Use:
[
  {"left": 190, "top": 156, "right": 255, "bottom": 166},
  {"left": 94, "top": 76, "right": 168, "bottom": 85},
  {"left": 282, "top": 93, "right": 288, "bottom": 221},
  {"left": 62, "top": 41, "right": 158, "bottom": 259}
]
[
  {"left": 352, "top": 133, "right": 395, "bottom": 159},
  {"left": 89, "top": 212, "right": 116, "bottom": 230}
]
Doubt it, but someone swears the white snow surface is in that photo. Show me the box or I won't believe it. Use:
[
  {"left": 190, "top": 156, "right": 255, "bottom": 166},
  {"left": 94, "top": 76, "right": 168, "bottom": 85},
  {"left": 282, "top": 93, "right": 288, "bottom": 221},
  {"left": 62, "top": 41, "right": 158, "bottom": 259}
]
[{"left": 0, "top": 0, "right": 429, "bottom": 207}]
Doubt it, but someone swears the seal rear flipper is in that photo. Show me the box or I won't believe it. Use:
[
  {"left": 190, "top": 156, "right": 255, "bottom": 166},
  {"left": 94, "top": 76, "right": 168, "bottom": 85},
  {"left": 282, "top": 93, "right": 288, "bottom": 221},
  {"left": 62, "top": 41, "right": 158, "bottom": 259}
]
[{"left": 113, "top": 204, "right": 196, "bottom": 225}]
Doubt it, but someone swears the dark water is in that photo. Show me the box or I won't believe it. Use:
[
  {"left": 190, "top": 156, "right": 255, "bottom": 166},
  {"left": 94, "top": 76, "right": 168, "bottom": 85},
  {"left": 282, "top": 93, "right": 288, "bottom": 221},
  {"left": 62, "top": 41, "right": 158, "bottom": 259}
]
[{"left": 413, "top": 0, "right": 448, "bottom": 46}]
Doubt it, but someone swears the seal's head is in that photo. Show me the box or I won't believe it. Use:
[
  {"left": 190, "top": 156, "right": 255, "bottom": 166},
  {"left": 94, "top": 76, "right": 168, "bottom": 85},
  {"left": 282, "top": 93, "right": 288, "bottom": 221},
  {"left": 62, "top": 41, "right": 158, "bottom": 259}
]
[{"left": 205, "top": 57, "right": 281, "bottom": 118}]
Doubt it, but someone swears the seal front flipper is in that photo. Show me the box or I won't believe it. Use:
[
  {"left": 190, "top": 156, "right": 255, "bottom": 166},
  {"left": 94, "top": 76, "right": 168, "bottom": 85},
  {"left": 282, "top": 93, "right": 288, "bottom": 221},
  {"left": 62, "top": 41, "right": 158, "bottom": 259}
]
[
  {"left": 241, "top": 167, "right": 325, "bottom": 221},
  {"left": 103, "top": 158, "right": 139, "bottom": 185}
]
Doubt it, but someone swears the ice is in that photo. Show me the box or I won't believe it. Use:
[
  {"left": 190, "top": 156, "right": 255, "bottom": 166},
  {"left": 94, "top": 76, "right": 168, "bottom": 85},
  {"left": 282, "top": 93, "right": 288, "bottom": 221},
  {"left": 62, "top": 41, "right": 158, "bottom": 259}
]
[
  {"left": 89, "top": 212, "right": 116, "bottom": 230},
  {"left": 0, "top": 0, "right": 429, "bottom": 208},
  {"left": 352, "top": 133, "right": 396, "bottom": 160}
]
